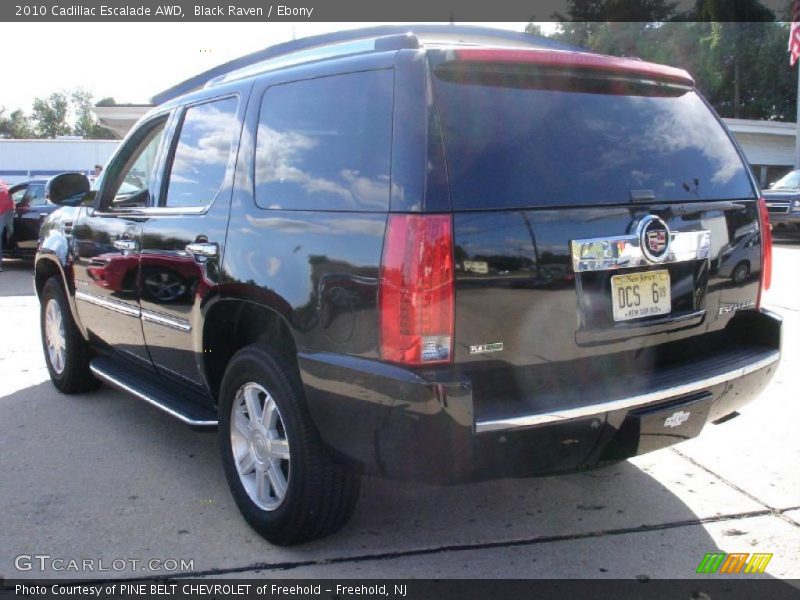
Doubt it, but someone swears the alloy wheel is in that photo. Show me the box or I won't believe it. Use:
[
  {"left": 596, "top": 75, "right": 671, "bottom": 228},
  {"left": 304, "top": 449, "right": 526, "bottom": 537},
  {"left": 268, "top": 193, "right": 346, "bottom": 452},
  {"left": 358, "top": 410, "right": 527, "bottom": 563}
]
[
  {"left": 45, "top": 298, "right": 66, "bottom": 374},
  {"left": 230, "top": 382, "right": 291, "bottom": 511}
]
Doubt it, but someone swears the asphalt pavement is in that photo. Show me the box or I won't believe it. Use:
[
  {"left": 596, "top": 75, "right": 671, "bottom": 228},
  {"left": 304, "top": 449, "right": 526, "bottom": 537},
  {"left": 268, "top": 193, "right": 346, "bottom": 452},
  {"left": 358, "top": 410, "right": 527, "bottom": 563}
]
[{"left": 1, "top": 245, "right": 798, "bottom": 580}]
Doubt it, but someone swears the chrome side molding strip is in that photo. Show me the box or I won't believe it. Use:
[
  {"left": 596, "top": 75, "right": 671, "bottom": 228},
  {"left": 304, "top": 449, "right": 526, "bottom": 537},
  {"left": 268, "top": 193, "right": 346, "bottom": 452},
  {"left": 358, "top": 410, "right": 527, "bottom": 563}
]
[
  {"left": 90, "top": 363, "right": 218, "bottom": 427},
  {"left": 76, "top": 291, "right": 191, "bottom": 332},
  {"left": 140, "top": 309, "right": 192, "bottom": 332},
  {"left": 475, "top": 350, "right": 779, "bottom": 433},
  {"left": 90, "top": 206, "right": 208, "bottom": 218},
  {"left": 571, "top": 229, "right": 710, "bottom": 272},
  {"left": 76, "top": 291, "right": 140, "bottom": 318}
]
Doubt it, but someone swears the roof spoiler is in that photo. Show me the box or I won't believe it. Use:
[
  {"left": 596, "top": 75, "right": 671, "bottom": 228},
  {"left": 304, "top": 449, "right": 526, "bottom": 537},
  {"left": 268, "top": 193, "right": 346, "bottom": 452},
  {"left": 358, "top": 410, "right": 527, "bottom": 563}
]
[{"left": 446, "top": 48, "right": 694, "bottom": 86}]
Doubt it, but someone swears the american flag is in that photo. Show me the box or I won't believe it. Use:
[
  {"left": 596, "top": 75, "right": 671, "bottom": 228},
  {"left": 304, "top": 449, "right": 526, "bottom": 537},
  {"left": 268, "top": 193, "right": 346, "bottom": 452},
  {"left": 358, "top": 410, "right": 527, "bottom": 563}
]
[{"left": 791, "top": 0, "right": 800, "bottom": 66}]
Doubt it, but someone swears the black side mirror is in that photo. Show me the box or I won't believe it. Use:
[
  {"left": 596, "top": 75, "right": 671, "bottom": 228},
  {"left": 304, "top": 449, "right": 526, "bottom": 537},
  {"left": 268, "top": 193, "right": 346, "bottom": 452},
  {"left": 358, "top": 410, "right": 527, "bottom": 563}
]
[{"left": 46, "top": 172, "right": 92, "bottom": 206}]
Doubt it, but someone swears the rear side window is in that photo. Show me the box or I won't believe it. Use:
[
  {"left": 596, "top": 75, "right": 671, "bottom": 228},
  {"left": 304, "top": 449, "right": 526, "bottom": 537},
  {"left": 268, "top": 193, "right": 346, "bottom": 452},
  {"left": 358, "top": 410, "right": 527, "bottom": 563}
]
[
  {"left": 433, "top": 65, "right": 755, "bottom": 209},
  {"left": 255, "top": 70, "right": 393, "bottom": 211},
  {"left": 164, "top": 96, "right": 239, "bottom": 209}
]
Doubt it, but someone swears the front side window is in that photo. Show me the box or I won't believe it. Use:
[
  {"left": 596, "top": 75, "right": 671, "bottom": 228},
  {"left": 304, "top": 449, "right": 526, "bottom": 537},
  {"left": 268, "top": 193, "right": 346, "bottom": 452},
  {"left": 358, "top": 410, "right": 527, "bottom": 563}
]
[
  {"left": 255, "top": 70, "right": 394, "bottom": 211},
  {"left": 103, "top": 117, "right": 167, "bottom": 209},
  {"left": 24, "top": 184, "right": 47, "bottom": 206},
  {"left": 163, "top": 97, "right": 239, "bottom": 208}
]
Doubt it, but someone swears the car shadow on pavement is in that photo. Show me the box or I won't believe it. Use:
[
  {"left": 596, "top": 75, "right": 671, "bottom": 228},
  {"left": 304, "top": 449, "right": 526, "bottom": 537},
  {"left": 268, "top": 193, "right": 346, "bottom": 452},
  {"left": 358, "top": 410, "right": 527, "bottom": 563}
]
[{"left": 0, "top": 378, "right": 783, "bottom": 580}]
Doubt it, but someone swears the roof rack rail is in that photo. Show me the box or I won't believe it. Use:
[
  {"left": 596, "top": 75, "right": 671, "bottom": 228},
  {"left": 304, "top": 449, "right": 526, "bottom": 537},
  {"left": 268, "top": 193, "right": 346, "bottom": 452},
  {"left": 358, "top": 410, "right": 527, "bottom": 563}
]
[
  {"left": 205, "top": 33, "right": 420, "bottom": 89},
  {"left": 151, "top": 25, "right": 587, "bottom": 105}
]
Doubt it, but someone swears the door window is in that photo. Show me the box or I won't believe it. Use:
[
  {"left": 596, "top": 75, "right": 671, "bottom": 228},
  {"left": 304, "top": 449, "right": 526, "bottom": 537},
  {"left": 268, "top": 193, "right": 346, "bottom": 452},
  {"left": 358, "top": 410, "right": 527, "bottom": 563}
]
[
  {"left": 163, "top": 97, "right": 239, "bottom": 209},
  {"left": 102, "top": 117, "right": 167, "bottom": 210}
]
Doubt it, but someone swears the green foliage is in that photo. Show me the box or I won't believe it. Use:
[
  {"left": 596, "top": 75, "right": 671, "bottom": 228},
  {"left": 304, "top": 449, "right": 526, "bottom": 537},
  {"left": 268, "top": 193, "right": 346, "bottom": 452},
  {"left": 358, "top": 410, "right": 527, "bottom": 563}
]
[
  {"left": 524, "top": 22, "right": 545, "bottom": 37},
  {"left": 551, "top": 0, "right": 678, "bottom": 45},
  {"left": 539, "top": 0, "right": 798, "bottom": 121},
  {"left": 31, "top": 92, "right": 71, "bottom": 138},
  {"left": 0, "top": 108, "right": 34, "bottom": 138},
  {"left": 0, "top": 89, "right": 118, "bottom": 139},
  {"left": 71, "top": 89, "right": 116, "bottom": 140}
]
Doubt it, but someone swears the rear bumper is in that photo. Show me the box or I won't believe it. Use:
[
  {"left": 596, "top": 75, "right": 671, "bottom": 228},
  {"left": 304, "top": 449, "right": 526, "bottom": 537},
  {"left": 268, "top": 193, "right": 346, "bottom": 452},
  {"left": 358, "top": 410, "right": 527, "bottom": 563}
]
[{"left": 299, "top": 309, "right": 781, "bottom": 484}]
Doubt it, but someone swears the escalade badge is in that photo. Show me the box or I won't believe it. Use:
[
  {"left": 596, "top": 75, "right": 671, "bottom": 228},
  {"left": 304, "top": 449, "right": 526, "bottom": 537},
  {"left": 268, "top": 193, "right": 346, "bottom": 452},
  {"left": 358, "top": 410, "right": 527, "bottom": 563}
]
[
  {"left": 469, "top": 342, "right": 504, "bottom": 354},
  {"left": 639, "top": 215, "right": 671, "bottom": 263},
  {"left": 664, "top": 410, "right": 691, "bottom": 428}
]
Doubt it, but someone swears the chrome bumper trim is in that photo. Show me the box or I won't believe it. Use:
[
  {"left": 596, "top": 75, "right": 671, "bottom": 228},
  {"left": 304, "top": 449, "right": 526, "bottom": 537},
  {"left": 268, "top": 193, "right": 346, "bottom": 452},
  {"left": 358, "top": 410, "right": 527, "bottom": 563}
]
[
  {"left": 475, "top": 350, "right": 779, "bottom": 433},
  {"left": 90, "top": 363, "right": 218, "bottom": 427},
  {"left": 571, "top": 229, "right": 710, "bottom": 272}
]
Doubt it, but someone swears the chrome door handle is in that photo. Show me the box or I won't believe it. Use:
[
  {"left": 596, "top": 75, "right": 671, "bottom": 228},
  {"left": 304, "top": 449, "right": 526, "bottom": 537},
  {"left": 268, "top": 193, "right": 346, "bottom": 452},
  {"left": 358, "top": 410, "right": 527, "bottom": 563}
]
[
  {"left": 185, "top": 242, "right": 218, "bottom": 258},
  {"left": 113, "top": 239, "right": 138, "bottom": 252}
]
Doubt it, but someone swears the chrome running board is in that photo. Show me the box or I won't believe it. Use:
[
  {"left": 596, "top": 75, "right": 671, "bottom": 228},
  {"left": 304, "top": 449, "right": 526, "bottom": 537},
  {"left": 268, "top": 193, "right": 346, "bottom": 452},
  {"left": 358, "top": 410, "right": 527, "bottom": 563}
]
[{"left": 90, "top": 358, "right": 218, "bottom": 428}]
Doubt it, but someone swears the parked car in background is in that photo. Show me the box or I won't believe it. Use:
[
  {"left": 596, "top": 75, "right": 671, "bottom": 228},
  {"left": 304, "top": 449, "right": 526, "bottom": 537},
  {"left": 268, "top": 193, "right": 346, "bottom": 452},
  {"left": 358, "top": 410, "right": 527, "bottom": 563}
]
[
  {"left": 2, "top": 179, "right": 56, "bottom": 257},
  {"left": 717, "top": 222, "right": 761, "bottom": 284},
  {"left": 764, "top": 169, "right": 800, "bottom": 234}
]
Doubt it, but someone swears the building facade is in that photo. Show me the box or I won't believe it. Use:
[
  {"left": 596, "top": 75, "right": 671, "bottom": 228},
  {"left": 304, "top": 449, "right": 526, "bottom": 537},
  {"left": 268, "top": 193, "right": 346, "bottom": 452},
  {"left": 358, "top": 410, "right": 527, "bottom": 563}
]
[{"left": 723, "top": 118, "right": 797, "bottom": 186}]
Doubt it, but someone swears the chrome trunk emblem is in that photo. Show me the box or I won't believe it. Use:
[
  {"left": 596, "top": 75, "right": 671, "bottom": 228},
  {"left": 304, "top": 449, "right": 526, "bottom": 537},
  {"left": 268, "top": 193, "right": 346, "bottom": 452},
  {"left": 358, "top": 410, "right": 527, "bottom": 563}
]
[{"left": 639, "top": 215, "right": 671, "bottom": 263}]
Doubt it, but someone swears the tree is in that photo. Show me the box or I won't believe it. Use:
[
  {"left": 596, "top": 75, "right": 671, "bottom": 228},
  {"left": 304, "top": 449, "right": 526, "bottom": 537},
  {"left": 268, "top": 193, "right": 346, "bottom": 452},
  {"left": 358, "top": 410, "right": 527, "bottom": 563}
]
[
  {"left": 551, "top": 0, "right": 678, "bottom": 47},
  {"left": 533, "top": 0, "right": 798, "bottom": 122},
  {"left": 524, "top": 22, "right": 545, "bottom": 37},
  {"left": 0, "top": 107, "right": 34, "bottom": 138},
  {"left": 31, "top": 92, "right": 71, "bottom": 138},
  {"left": 688, "top": 0, "right": 778, "bottom": 118},
  {"left": 71, "top": 89, "right": 95, "bottom": 138},
  {"left": 71, "top": 89, "right": 116, "bottom": 139}
]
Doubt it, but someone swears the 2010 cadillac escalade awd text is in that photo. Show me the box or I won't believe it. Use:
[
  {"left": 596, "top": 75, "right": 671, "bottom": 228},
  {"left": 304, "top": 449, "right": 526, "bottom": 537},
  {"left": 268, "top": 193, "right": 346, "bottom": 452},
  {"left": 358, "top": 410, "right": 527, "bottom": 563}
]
[{"left": 35, "top": 32, "right": 782, "bottom": 545}]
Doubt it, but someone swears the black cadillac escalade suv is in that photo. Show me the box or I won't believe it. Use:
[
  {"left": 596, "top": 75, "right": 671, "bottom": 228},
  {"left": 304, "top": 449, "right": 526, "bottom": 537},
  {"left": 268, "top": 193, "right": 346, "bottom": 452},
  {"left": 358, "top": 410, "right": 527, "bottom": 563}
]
[{"left": 36, "top": 30, "right": 781, "bottom": 545}]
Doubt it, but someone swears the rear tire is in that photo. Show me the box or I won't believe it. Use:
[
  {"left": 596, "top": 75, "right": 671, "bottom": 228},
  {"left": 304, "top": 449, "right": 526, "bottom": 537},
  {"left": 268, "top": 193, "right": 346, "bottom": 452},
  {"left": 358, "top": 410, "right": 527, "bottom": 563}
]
[
  {"left": 218, "top": 343, "right": 361, "bottom": 545},
  {"left": 40, "top": 277, "right": 99, "bottom": 393}
]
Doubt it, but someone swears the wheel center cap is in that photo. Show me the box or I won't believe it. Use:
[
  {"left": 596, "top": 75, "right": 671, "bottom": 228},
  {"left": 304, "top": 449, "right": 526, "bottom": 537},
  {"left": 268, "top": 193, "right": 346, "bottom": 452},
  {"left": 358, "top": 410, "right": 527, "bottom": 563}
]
[{"left": 252, "top": 432, "right": 269, "bottom": 462}]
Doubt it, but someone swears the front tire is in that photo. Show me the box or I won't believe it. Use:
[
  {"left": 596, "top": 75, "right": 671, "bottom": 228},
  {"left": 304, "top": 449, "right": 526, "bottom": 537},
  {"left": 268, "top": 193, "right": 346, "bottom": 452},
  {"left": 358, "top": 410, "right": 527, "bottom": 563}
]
[
  {"left": 218, "top": 344, "right": 361, "bottom": 545},
  {"left": 40, "top": 277, "right": 98, "bottom": 393}
]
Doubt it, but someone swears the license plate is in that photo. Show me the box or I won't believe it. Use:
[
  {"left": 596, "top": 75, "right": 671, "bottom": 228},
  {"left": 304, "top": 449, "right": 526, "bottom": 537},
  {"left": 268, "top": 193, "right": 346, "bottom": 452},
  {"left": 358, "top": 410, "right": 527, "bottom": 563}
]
[{"left": 611, "top": 270, "right": 671, "bottom": 322}]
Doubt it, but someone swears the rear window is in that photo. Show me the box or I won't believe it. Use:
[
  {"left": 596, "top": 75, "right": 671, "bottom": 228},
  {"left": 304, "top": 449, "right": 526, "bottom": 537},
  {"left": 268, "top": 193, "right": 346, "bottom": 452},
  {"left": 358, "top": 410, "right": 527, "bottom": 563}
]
[{"left": 432, "top": 65, "right": 755, "bottom": 210}]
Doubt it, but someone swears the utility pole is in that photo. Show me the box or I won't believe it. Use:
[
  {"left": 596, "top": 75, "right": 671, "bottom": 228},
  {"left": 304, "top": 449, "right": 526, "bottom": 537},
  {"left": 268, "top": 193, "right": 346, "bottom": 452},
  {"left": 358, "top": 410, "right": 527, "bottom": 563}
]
[
  {"left": 793, "top": 0, "right": 800, "bottom": 168},
  {"left": 796, "top": 67, "right": 800, "bottom": 168}
]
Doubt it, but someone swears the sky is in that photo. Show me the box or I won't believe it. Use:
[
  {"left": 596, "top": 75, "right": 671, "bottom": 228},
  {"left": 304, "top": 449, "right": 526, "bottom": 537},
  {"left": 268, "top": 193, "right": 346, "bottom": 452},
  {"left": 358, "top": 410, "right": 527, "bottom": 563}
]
[{"left": 0, "top": 22, "right": 553, "bottom": 113}]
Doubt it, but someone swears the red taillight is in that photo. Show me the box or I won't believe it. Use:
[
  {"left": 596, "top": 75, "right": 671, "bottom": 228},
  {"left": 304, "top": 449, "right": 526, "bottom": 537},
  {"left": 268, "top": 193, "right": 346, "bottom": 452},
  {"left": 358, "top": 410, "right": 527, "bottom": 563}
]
[
  {"left": 379, "top": 214, "right": 454, "bottom": 365},
  {"left": 757, "top": 197, "right": 772, "bottom": 308}
]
